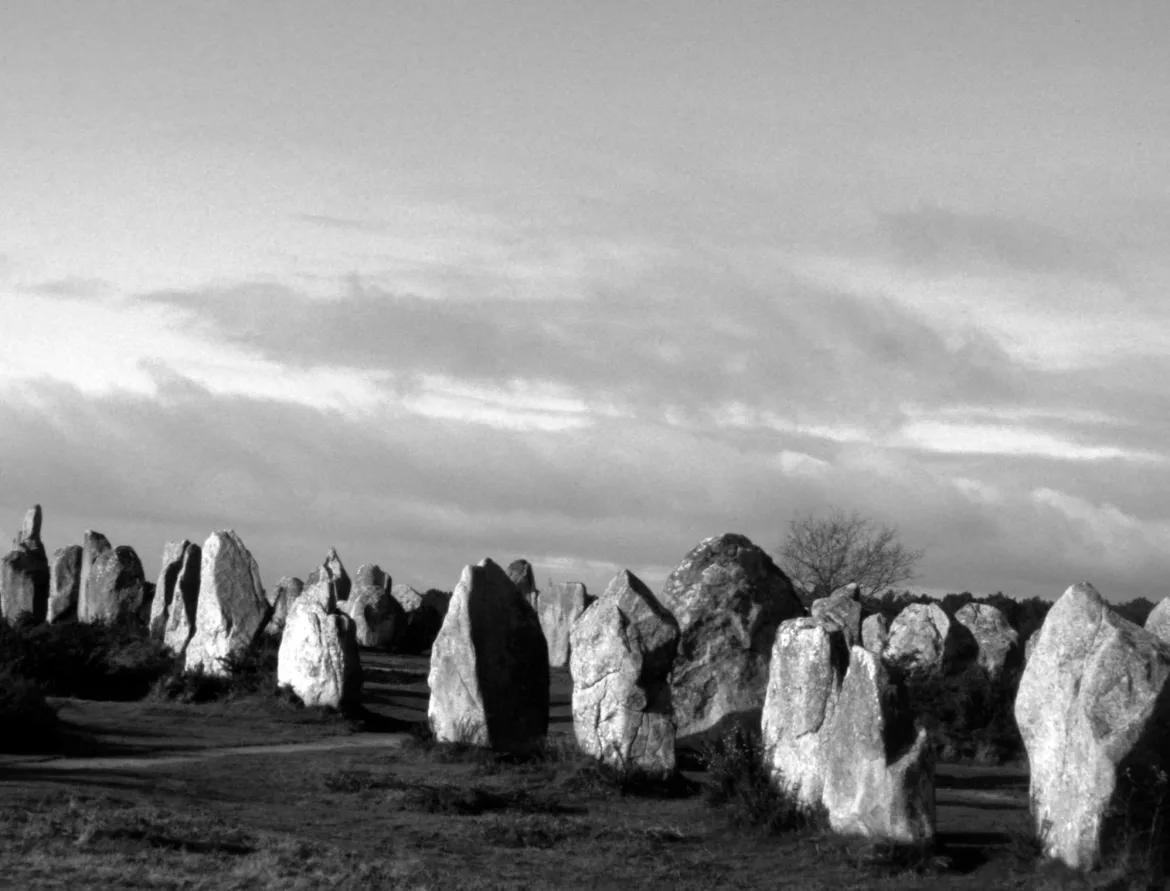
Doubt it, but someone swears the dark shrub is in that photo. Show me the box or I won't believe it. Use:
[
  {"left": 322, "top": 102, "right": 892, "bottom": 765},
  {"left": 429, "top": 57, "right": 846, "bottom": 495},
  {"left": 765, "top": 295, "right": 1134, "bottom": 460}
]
[
  {"left": 700, "top": 723, "right": 826, "bottom": 833},
  {"left": 0, "top": 618, "right": 174, "bottom": 701},
  {"left": 152, "top": 634, "right": 283, "bottom": 704},
  {"left": 901, "top": 663, "right": 1024, "bottom": 764},
  {"left": 0, "top": 667, "right": 59, "bottom": 752}
]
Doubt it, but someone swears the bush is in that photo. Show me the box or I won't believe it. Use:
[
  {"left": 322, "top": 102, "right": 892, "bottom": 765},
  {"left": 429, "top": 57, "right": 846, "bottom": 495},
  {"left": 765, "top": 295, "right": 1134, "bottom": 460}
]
[
  {"left": 700, "top": 723, "right": 827, "bottom": 833},
  {"left": 901, "top": 664, "right": 1024, "bottom": 764},
  {"left": 0, "top": 667, "right": 60, "bottom": 752},
  {"left": 152, "top": 635, "right": 284, "bottom": 704},
  {"left": 0, "top": 619, "right": 175, "bottom": 701}
]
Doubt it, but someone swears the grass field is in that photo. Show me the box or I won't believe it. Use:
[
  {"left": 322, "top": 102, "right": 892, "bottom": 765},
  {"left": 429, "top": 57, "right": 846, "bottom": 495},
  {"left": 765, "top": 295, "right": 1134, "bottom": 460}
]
[{"left": 0, "top": 652, "right": 1136, "bottom": 889}]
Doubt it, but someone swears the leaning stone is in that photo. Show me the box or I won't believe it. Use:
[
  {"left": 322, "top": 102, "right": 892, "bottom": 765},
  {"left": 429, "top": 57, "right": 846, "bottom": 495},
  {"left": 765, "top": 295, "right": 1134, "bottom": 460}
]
[
  {"left": 811, "top": 584, "right": 863, "bottom": 647},
  {"left": 538, "top": 581, "right": 593, "bottom": 667},
  {"left": 1015, "top": 582, "right": 1170, "bottom": 871},
  {"left": 48, "top": 545, "right": 82, "bottom": 624},
  {"left": 570, "top": 570, "right": 678, "bottom": 778},
  {"left": 954, "top": 603, "right": 1019, "bottom": 678},
  {"left": 762, "top": 616, "right": 849, "bottom": 809},
  {"left": 427, "top": 559, "right": 549, "bottom": 753},
  {"left": 85, "top": 545, "right": 149, "bottom": 624},
  {"left": 660, "top": 533, "right": 806, "bottom": 741},
  {"left": 820, "top": 647, "right": 936, "bottom": 843},
  {"left": 862, "top": 613, "right": 890, "bottom": 654},
  {"left": 339, "top": 564, "right": 404, "bottom": 648},
  {"left": 507, "top": 559, "right": 538, "bottom": 608},
  {"left": 184, "top": 531, "right": 269, "bottom": 676},
  {"left": 78, "top": 530, "right": 112, "bottom": 623},
  {"left": 277, "top": 597, "right": 362, "bottom": 709},
  {"left": 266, "top": 577, "right": 304, "bottom": 637}
]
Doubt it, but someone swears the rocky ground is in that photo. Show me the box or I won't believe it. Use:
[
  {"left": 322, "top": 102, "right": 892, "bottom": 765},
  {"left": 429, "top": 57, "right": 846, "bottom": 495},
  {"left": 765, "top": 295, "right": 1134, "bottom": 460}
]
[{"left": 0, "top": 651, "right": 1078, "bottom": 891}]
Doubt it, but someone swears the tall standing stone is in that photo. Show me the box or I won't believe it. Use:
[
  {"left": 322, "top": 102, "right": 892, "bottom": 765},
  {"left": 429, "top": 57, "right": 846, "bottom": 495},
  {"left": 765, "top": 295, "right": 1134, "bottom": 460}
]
[
  {"left": 862, "top": 613, "right": 890, "bottom": 655},
  {"left": 1, "top": 505, "right": 50, "bottom": 624},
  {"left": 1015, "top": 583, "right": 1170, "bottom": 871},
  {"left": 78, "top": 530, "right": 112, "bottom": 623},
  {"left": 323, "top": 547, "right": 351, "bottom": 601},
  {"left": 14, "top": 505, "right": 42, "bottom": 549},
  {"left": 48, "top": 545, "right": 82, "bottom": 624},
  {"left": 149, "top": 541, "right": 197, "bottom": 639},
  {"left": 339, "top": 563, "right": 404, "bottom": 648},
  {"left": 85, "top": 545, "right": 149, "bottom": 624},
  {"left": 184, "top": 531, "right": 269, "bottom": 676},
  {"left": 570, "top": 570, "right": 678, "bottom": 778},
  {"left": 427, "top": 559, "right": 549, "bottom": 753},
  {"left": 159, "top": 543, "right": 202, "bottom": 655},
  {"left": 954, "top": 602, "right": 1019, "bottom": 678},
  {"left": 660, "top": 533, "right": 806, "bottom": 740},
  {"left": 277, "top": 596, "right": 362, "bottom": 709},
  {"left": 266, "top": 576, "right": 304, "bottom": 637},
  {"left": 538, "top": 581, "right": 593, "bottom": 667}
]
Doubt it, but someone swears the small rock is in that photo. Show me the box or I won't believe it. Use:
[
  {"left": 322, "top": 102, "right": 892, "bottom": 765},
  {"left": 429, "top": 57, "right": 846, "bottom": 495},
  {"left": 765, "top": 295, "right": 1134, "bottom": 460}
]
[
  {"left": 427, "top": 559, "right": 549, "bottom": 753},
  {"left": 570, "top": 570, "right": 678, "bottom": 778},
  {"left": 538, "top": 581, "right": 594, "bottom": 667}
]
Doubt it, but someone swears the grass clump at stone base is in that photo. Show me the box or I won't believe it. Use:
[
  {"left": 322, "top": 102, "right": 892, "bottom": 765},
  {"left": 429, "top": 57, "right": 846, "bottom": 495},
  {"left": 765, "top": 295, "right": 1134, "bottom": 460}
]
[
  {"left": 0, "top": 667, "right": 60, "bottom": 753},
  {"left": 151, "top": 635, "right": 286, "bottom": 704},
  {"left": 700, "top": 723, "right": 829, "bottom": 834},
  {"left": 0, "top": 616, "right": 174, "bottom": 701}
]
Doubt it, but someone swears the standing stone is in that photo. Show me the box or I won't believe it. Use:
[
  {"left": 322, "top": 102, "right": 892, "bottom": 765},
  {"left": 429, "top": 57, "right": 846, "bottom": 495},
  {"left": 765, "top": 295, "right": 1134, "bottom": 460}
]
[
  {"left": 862, "top": 613, "right": 890, "bottom": 655},
  {"left": 1, "top": 548, "right": 49, "bottom": 624},
  {"left": 1144, "top": 598, "right": 1170, "bottom": 645},
  {"left": 160, "top": 543, "right": 202, "bottom": 656},
  {"left": 48, "top": 545, "right": 82, "bottom": 624},
  {"left": 538, "top": 581, "right": 594, "bottom": 667},
  {"left": 339, "top": 563, "right": 404, "bottom": 648},
  {"left": 266, "top": 576, "right": 304, "bottom": 637},
  {"left": 427, "top": 559, "right": 549, "bottom": 753},
  {"left": 1015, "top": 583, "right": 1170, "bottom": 871},
  {"left": 78, "top": 530, "right": 112, "bottom": 623},
  {"left": 277, "top": 596, "right": 362, "bottom": 709},
  {"left": 85, "top": 545, "right": 149, "bottom": 624},
  {"left": 883, "top": 603, "right": 954, "bottom": 677},
  {"left": 149, "top": 541, "right": 196, "bottom": 639},
  {"left": 954, "top": 603, "right": 1019, "bottom": 678},
  {"left": 762, "top": 616, "right": 849, "bottom": 809},
  {"left": 391, "top": 584, "right": 449, "bottom": 653},
  {"left": 13, "top": 505, "right": 42, "bottom": 549},
  {"left": 323, "top": 547, "right": 351, "bottom": 601},
  {"left": 570, "top": 570, "right": 678, "bottom": 778},
  {"left": 507, "top": 559, "right": 538, "bottom": 608},
  {"left": 811, "top": 584, "right": 863, "bottom": 647},
  {"left": 660, "top": 533, "right": 806, "bottom": 740},
  {"left": 184, "top": 531, "right": 269, "bottom": 676},
  {"left": 1024, "top": 630, "right": 1040, "bottom": 663},
  {"left": 820, "top": 647, "right": 936, "bottom": 843}
]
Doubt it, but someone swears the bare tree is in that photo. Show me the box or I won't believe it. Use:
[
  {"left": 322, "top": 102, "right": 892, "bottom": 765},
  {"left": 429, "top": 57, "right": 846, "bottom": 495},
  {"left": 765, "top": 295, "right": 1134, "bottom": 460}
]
[{"left": 779, "top": 508, "right": 924, "bottom": 600}]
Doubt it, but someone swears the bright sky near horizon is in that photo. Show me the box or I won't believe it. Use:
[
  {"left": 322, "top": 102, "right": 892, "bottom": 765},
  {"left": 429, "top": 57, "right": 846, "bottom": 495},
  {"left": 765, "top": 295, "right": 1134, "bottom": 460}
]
[{"left": 2, "top": 1, "right": 1169, "bottom": 602}]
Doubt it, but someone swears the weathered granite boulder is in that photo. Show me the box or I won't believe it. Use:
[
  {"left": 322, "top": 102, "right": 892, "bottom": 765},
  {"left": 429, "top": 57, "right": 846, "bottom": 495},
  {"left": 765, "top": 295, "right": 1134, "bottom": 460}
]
[
  {"left": 1015, "top": 583, "right": 1170, "bottom": 871},
  {"left": 884, "top": 603, "right": 965, "bottom": 677},
  {"left": 954, "top": 603, "right": 1019, "bottom": 678},
  {"left": 85, "top": 545, "right": 149, "bottom": 624},
  {"left": 811, "top": 584, "right": 863, "bottom": 647},
  {"left": 77, "top": 530, "right": 112, "bottom": 623},
  {"left": 862, "top": 613, "right": 890, "bottom": 655},
  {"left": 570, "top": 571, "right": 678, "bottom": 777},
  {"left": 184, "top": 531, "right": 269, "bottom": 676},
  {"left": 265, "top": 576, "right": 304, "bottom": 637},
  {"left": 392, "top": 585, "right": 450, "bottom": 653},
  {"left": 159, "top": 543, "right": 202, "bottom": 655},
  {"left": 507, "top": 559, "right": 538, "bottom": 608},
  {"left": 1144, "top": 598, "right": 1170, "bottom": 645},
  {"left": 277, "top": 596, "right": 362, "bottom": 709},
  {"left": 149, "top": 541, "right": 198, "bottom": 639},
  {"left": 821, "top": 646, "right": 936, "bottom": 842},
  {"left": 660, "top": 533, "right": 806, "bottom": 740},
  {"left": 1, "top": 547, "right": 49, "bottom": 624},
  {"left": 48, "top": 545, "right": 82, "bottom": 624},
  {"left": 427, "top": 559, "right": 549, "bottom": 753},
  {"left": 538, "top": 581, "right": 594, "bottom": 667},
  {"left": 762, "top": 616, "right": 849, "bottom": 808},
  {"left": 339, "top": 564, "right": 404, "bottom": 648}
]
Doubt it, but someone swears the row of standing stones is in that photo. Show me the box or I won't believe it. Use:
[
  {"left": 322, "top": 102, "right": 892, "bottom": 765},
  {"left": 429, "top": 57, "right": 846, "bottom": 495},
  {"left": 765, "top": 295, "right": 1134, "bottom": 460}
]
[{"left": 6, "top": 505, "right": 1170, "bottom": 868}]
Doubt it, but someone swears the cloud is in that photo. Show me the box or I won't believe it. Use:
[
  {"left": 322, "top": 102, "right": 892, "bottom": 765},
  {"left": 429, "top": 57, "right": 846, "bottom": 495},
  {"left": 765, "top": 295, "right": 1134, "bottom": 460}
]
[{"left": 898, "top": 420, "right": 1162, "bottom": 463}]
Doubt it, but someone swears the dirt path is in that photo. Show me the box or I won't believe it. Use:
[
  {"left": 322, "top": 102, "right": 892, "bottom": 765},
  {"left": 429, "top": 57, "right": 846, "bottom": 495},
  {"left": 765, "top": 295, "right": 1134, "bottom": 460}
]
[{"left": 2, "top": 732, "right": 409, "bottom": 772}]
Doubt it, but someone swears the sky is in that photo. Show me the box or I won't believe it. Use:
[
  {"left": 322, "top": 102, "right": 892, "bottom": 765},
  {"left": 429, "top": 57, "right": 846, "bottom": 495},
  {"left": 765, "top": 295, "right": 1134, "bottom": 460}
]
[{"left": 2, "top": 1, "right": 1169, "bottom": 603}]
